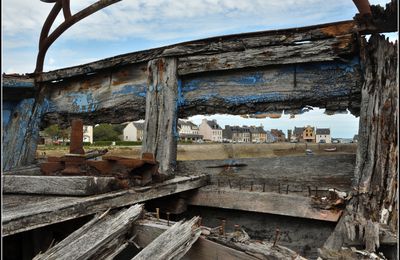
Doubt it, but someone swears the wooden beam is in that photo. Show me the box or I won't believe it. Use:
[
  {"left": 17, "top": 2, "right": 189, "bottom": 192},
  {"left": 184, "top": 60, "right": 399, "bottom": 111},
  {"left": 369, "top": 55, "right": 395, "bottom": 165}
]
[
  {"left": 2, "top": 174, "right": 209, "bottom": 236},
  {"left": 177, "top": 154, "right": 356, "bottom": 194},
  {"left": 35, "top": 20, "right": 356, "bottom": 83},
  {"left": 187, "top": 187, "right": 342, "bottom": 222},
  {"left": 178, "top": 34, "right": 355, "bottom": 75},
  {"left": 133, "top": 217, "right": 201, "bottom": 260},
  {"left": 2, "top": 175, "right": 118, "bottom": 196},
  {"left": 142, "top": 58, "right": 178, "bottom": 175},
  {"left": 33, "top": 204, "right": 143, "bottom": 260}
]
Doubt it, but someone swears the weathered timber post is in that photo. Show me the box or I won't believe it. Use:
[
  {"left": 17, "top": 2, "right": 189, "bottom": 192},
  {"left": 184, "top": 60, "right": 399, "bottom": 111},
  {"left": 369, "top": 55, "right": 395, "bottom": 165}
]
[
  {"left": 142, "top": 58, "right": 178, "bottom": 176},
  {"left": 321, "top": 35, "right": 398, "bottom": 255},
  {"left": 2, "top": 88, "right": 49, "bottom": 171}
]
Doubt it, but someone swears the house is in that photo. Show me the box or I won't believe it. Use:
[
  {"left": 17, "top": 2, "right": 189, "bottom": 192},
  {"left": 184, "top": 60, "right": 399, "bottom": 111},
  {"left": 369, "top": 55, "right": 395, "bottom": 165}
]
[
  {"left": 303, "top": 126, "right": 315, "bottom": 143},
  {"left": 293, "top": 127, "right": 305, "bottom": 142},
  {"left": 83, "top": 125, "right": 93, "bottom": 144},
  {"left": 316, "top": 128, "right": 331, "bottom": 143},
  {"left": 223, "top": 125, "right": 242, "bottom": 142},
  {"left": 265, "top": 130, "right": 276, "bottom": 143},
  {"left": 199, "top": 119, "right": 223, "bottom": 142},
  {"left": 270, "top": 129, "right": 285, "bottom": 142},
  {"left": 177, "top": 120, "right": 203, "bottom": 141},
  {"left": 123, "top": 122, "right": 144, "bottom": 141},
  {"left": 249, "top": 126, "right": 267, "bottom": 143}
]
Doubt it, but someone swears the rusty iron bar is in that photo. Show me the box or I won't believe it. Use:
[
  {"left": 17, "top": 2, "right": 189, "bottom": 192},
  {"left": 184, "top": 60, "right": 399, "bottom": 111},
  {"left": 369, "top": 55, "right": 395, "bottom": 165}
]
[
  {"left": 35, "top": 0, "right": 122, "bottom": 73},
  {"left": 273, "top": 228, "right": 280, "bottom": 246},
  {"left": 69, "top": 119, "right": 84, "bottom": 154},
  {"left": 220, "top": 220, "right": 226, "bottom": 236}
]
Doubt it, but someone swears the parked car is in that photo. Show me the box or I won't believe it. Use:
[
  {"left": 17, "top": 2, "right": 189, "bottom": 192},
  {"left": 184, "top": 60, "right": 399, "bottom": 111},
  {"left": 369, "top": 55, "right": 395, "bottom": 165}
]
[{"left": 305, "top": 149, "right": 314, "bottom": 155}]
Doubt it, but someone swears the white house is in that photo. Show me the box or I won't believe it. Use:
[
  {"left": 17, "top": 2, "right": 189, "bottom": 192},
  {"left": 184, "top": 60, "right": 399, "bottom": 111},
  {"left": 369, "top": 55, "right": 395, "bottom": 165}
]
[
  {"left": 199, "top": 119, "right": 223, "bottom": 142},
  {"left": 316, "top": 128, "right": 331, "bottom": 143},
  {"left": 83, "top": 125, "right": 93, "bottom": 144},
  {"left": 177, "top": 120, "right": 203, "bottom": 141},
  {"left": 123, "top": 121, "right": 144, "bottom": 141}
]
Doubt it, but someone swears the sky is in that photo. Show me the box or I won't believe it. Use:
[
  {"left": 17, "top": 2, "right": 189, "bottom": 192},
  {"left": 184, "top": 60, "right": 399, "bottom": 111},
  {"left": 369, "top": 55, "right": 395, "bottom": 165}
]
[{"left": 2, "top": 0, "right": 398, "bottom": 138}]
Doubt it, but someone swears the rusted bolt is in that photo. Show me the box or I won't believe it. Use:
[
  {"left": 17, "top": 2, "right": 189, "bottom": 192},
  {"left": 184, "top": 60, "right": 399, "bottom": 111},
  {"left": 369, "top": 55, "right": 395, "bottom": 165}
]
[
  {"left": 166, "top": 212, "right": 170, "bottom": 226},
  {"left": 221, "top": 220, "right": 226, "bottom": 236},
  {"left": 273, "top": 228, "right": 280, "bottom": 247},
  {"left": 286, "top": 184, "right": 289, "bottom": 194},
  {"left": 156, "top": 208, "right": 160, "bottom": 220}
]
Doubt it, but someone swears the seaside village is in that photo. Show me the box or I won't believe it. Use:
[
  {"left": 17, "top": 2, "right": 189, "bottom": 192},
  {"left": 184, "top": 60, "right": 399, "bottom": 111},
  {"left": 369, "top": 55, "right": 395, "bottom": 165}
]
[{"left": 44, "top": 118, "right": 359, "bottom": 145}]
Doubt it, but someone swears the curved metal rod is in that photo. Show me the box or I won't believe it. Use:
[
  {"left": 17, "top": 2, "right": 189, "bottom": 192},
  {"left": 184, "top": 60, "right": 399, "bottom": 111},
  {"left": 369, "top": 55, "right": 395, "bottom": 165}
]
[{"left": 35, "top": 0, "right": 122, "bottom": 74}]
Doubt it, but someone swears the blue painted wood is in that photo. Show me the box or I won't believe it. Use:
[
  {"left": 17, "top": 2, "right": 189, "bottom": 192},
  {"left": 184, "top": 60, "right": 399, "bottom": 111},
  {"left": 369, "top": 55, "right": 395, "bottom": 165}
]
[{"left": 2, "top": 97, "right": 49, "bottom": 171}]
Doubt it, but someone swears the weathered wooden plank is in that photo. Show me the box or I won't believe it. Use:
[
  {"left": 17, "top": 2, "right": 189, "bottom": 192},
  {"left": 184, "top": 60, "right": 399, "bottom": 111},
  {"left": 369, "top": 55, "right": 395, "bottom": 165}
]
[
  {"left": 133, "top": 217, "right": 201, "bottom": 260},
  {"left": 134, "top": 219, "right": 261, "bottom": 260},
  {"left": 178, "top": 34, "right": 355, "bottom": 75},
  {"left": 36, "top": 20, "right": 356, "bottom": 83},
  {"left": 187, "top": 187, "right": 342, "bottom": 222},
  {"left": 2, "top": 174, "right": 209, "bottom": 236},
  {"left": 2, "top": 175, "right": 117, "bottom": 196},
  {"left": 177, "top": 154, "right": 356, "bottom": 194},
  {"left": 2, "top": 74, "right": 36, "bottom": 101},
  {"left": 2, "top": 164, "right": 41, "bottom": 175},
  {"left": 2, "top": 93, "right": 50, "bottom": 171},
  {"left": 142, "top": 58, "right": 178, "bottom": 175},
  {"left": 34, "top": 204, "right": 143, "bottom": 260},
  {"left": 42, "top": 59, "right": 362, "bottom": 127},
  {"left": 323, "top": 35, "right": 398, "bottom": 253}
]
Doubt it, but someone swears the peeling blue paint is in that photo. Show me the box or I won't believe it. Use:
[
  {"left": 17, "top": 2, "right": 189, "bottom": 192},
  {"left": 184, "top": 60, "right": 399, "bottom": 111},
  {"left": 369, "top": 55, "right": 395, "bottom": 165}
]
[
  {"left": 68, "top": 93, "right": 98, "bottom": 112},
  {"left": 3, "top": 80, "right": 35, "bottom": 88},
  {"left": 112, "top": 84, "right": 146, "bottom": 97},
  {"left": 177, "top": 79, "right": 185, "bottom": 106}
]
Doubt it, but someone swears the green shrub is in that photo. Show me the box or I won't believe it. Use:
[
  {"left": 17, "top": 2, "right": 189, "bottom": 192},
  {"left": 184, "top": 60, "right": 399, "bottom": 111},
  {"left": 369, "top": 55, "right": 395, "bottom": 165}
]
[
  {"left": 92, "top": 141, "right": 113, "bottom": 146},
  {"left": 115, "top": 141, "right": 142, "bottom": 146}
]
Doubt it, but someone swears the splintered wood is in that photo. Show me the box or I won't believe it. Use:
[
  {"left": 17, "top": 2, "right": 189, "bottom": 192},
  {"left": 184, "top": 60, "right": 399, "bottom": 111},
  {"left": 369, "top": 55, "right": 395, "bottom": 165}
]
[
  {"left": 33, "top": 204, "right": 143, "bottom": 260},
  {"left": 133, "top": 217, "right": 201, "bottom": 260}
]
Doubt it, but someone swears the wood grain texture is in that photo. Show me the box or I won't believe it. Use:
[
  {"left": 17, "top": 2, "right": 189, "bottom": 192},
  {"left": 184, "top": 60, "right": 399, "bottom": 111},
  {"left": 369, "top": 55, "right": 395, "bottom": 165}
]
[
  {"left": 133, "top": 217, "right": 201, "bottom": 260},
  {"left": 34, "top": 204, "right": 143, "bottom": 260},
  {"left": 2, "top": 175, "right": 117, "bottom": 196},
  {"left": 323, "top": 35, "right": 398, "bottom": 253},
  {"left": 187, "top": 187, "right": 342, "bottom": 222},
  {"left": 36, "top": 20, "right": 356, "bottom": 83},
  {"left": 2, "top": 174, "right": 209, "bottom": 236},
  {"left": 142, "top": 58, "right": 178, "bottom": 175},
  {"left": 177, "top": 154, "right": 356, "bottom": 194},
  {"left": 178, "top": 34, "right": 355, "bottom": 75}
]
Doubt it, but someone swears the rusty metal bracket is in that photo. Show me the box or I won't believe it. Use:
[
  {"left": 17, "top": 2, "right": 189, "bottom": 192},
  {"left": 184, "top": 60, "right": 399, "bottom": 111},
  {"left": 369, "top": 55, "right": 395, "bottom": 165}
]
[{"left": 35, "top": 0, "right": 122, "bottom": 73}]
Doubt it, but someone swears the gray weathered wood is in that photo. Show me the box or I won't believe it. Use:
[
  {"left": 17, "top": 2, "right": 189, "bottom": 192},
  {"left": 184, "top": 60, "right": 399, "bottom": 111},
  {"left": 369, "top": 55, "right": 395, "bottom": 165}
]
[
  {"left": 33, "top": 204, "right": 143, "bottom": 260},
  {"left": 3, "top": 164, "right": 41, "bottom": 175},
  {"left": 323, "top": 35, "right": 398, "bottom": 253},
  {"left": 187, "top": 187, "right": 342, "bottom": 222},
  {"left": 2, "top": 174, "right": 209, "bottom": 236},
  {"left": 2, "top": 175, "right": 117, "bottom": 196},
  {"left": 178, "top": 35, "right": 354, "bottom": 75},
  {"left": 142, "top": 58, "right": 178, "bottom": 175},
  {"left": 133, "top": 217, "right": 201, "bottom": 260},
  {"left": 177, "top": 154, "right": 356, "bottom": 194},
  {"left": 36, "top": 20, "right": 357, "bottom": 83}
]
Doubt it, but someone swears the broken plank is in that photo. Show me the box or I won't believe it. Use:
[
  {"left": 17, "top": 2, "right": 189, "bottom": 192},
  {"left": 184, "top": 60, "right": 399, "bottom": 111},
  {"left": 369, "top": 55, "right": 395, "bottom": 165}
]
[
  {"left": 134, "top": 219, "right": 260, "bottom": 260},
  {"left": 2, "top": 175, "right": 117, "bottom": 196},
  {"left": 133, "top": 217, "right": 201, "bottom": 260},
  {"left": 187, "top": 187, "right": 342, "bottom": 222},
  {"left": 33, "top": 204, "right": 143, "bottom": 260},
  {"left": 2, "top": 174, "right": 209, "bottom": 236},
  {"left": 178, "top": 35, "right": 355, "bottom": 75}
]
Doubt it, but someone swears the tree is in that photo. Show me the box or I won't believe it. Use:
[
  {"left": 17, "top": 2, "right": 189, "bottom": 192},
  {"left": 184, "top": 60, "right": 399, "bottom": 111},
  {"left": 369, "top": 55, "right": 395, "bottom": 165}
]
[
  {"left": 93, "top": 124, "right": 120, "bottom": 141},
  {"left": 43, "top": 124, "right": 60, "bottom": 141}
]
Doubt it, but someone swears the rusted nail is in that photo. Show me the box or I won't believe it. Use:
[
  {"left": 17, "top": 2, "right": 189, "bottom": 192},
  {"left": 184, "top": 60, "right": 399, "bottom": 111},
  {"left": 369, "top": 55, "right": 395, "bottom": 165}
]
[
  {"left": 166, "top": 212, "right": 170, "bottom": 226},
  {"left": 286, "top": 184, "right": 289, "bottom": 194},
  {"left": 278, "top": 183, "right": 281, "bottom": 194},
  {"left": 250, "top": 181, "right": 253, "bottom": 191},
  {"left": 156, "top": 208, "right": 160, "bottom": 220},
  {"left": 308, "top": 186, "right": 311, "bottom": 196},
  {"left": 315, "top": 186, "right": 318, "bottom": 196},
  {"left": 273, "top": 228, "right": 280, "bottom": 247},
  {"left": 263, "top": 182, "right": 266, "bottom": 192}
]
